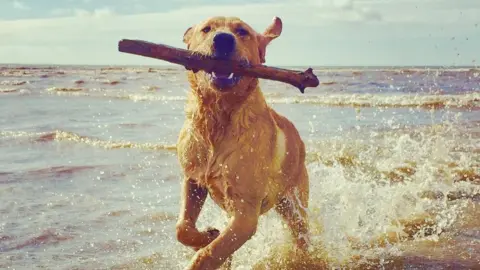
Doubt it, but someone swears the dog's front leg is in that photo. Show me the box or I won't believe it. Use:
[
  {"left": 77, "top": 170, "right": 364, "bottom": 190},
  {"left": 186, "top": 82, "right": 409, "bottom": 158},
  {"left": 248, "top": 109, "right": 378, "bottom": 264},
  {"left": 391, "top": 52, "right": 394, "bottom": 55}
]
[
  {"left": 176, "top": 178, "right": 220, "bottom": 249},
  {"left": 187, "top": 204, "right": 260, "bottom": 270}
]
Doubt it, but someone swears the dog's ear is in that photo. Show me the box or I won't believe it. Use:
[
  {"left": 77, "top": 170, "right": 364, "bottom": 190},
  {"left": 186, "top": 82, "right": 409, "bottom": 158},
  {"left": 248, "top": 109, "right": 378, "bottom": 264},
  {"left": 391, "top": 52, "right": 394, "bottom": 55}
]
[
  {"left": 258, "top": 17, "right": 282, "bottom": 64},
  {"left": 183, "top": 26, "right": 194, "bottom": 48}
]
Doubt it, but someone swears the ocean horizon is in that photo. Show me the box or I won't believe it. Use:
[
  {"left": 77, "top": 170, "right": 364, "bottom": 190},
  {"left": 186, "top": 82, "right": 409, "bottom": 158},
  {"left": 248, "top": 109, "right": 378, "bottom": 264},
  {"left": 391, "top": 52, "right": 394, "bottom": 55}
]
[{"left": 2, "top": 63, "right": 479, "bottom": 69}]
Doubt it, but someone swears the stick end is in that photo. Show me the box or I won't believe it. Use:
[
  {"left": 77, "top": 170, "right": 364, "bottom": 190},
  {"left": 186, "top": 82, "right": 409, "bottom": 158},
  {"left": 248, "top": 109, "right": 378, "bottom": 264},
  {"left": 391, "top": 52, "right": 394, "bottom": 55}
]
[
  {"left": 302, "top": 67, "right": 319, "bottom": 89},
  {"left": 118, "top": 39, "right": 131, "bottom": 52}
]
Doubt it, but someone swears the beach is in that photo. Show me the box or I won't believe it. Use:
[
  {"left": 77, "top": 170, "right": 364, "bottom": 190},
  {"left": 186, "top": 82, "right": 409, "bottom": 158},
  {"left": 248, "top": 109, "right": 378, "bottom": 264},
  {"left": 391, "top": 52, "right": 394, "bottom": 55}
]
[{"left": 1, "top": 65, "right": 479, "bottom": 269}]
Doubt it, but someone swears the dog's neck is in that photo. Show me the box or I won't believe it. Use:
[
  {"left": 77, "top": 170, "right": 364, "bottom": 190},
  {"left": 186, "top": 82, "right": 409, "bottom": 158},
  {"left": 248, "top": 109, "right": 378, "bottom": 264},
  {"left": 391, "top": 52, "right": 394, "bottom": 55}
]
[{"left": 185, "top": 78, "right": 269, "bottom": 146}]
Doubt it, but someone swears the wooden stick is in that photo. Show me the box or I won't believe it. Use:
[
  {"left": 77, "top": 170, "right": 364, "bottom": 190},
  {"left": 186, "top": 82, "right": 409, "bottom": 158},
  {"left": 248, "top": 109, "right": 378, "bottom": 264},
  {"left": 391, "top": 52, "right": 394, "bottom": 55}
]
[{"left": 118, "top": 39, "right": 319, "bottom": 93}]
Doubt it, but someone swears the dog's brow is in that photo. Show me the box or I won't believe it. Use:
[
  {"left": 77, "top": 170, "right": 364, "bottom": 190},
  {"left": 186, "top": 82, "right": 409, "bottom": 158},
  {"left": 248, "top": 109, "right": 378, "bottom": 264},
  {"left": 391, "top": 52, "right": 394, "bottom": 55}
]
[
  {"left": 198, "top": 20, "right": 218, "bottom": 30},
  {"left": 229, "top": 22, "right": 253, "bottom": 32},
  {"left": 231, "top": 22, "right": 243, "bottom": 28}
]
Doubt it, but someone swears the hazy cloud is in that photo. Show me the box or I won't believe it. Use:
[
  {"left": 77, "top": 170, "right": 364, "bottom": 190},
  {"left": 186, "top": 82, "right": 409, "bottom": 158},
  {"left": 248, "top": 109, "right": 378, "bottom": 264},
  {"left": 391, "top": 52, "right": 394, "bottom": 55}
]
[
  {"left": 298, "top": 0, "right": 384, "bottom": 22},
  {"left": 51, "top": 7, "right": 116, "bottom": 18},
  {"left": 12, "top": 0, "right": 29, "bottom": 10},
  {"left": 75, "top": 7, "right": 115, "bottom": 18}
]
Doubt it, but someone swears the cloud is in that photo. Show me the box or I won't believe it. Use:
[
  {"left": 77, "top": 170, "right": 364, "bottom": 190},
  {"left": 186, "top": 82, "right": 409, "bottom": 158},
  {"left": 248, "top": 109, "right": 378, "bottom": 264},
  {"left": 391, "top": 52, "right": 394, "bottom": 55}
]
[
  {"left": 75, "top": 7, "right": 116, "bottom": 18},
  {"left": 51, "top": 7, "right": 116, "bottom": 18},
  {"left": 276, "top": 0, "right": 383, "bottom": 23},
  {"left": 12, "top": 0, "right": 29, "bottom": 10},
  {"left": 354, "top": 0, "right": 480, "bottom": 24}
]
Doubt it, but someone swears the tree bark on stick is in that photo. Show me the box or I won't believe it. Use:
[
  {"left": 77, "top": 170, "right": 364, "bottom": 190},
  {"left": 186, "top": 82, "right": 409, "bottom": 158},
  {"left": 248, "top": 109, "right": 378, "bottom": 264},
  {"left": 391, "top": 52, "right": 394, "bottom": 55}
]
[{"left": 118, "top": 39, "right": 319, "bottom": 93}]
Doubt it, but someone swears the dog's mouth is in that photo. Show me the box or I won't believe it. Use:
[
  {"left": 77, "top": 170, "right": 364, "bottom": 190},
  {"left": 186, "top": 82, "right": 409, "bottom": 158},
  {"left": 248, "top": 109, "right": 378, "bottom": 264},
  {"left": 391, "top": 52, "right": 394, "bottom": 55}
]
[{"left": 208, "top": 71, "right": 241, "bottom": 91}]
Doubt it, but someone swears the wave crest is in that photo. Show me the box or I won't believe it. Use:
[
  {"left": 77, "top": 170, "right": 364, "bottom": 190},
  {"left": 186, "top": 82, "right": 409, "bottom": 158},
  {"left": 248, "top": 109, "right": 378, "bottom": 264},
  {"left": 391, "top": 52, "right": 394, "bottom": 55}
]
[
  {"left": 269, "top": 92, "right": 480, "bottom": 109},
  {"left": 46, "top": 87, "right": 85, "bottom": 92},
  {"left": 1, "top": 80, "right": 27, "bottom": 86},
  {"left": 46, "top": 88, "right": 479, "bottom": 109},
  {"left": 0, "top": 89, "right": 18, "bottom": 93},
  {"left": 0, "top": 130, "right": 176, "bottom": 151}
]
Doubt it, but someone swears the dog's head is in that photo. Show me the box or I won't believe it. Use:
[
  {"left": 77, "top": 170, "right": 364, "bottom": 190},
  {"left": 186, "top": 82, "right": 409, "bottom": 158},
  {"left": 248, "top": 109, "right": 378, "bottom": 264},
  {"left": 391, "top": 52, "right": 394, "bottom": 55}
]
[{"left": 183, "top": 16, "right": 282, "bottom": 93}]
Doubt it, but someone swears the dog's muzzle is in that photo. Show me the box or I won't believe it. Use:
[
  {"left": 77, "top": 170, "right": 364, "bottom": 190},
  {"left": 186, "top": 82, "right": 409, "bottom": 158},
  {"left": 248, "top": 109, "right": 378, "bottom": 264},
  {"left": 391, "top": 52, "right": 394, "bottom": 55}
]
[{"left": 209, "top": 32, "right": 241, "bottom": 91}]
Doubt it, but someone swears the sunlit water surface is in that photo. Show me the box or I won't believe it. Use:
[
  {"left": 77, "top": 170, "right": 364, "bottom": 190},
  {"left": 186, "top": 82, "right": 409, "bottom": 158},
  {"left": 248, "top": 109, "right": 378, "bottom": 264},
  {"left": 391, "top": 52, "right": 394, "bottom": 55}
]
[{"left": 1, "top": 65, "right": 479, "bottom": 269}]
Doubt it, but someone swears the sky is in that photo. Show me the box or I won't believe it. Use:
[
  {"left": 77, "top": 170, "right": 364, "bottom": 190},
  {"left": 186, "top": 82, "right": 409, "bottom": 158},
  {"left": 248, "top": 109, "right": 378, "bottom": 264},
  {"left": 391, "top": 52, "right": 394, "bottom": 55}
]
[{"left": 0, "top": 0, "right": 478, "bottom": 66}]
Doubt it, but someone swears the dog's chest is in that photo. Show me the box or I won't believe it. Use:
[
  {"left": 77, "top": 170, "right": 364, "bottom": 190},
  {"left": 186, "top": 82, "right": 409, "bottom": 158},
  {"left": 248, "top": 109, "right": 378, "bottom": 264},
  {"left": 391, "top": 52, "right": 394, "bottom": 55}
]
[
  {"left": 177, "top": 113, "right": 290, "bottom": 212},
  {"left": 179, "top": 119, "right": 287, "bottom": 180},
  {"left": 182, "top": 149, "right": 238, "bottom": 211},
  {"left": 177, "top": 129, "right": 223, "bottom": 182},
  {"left": 205, "top": 175, "right": 234, "bottom": 211}
]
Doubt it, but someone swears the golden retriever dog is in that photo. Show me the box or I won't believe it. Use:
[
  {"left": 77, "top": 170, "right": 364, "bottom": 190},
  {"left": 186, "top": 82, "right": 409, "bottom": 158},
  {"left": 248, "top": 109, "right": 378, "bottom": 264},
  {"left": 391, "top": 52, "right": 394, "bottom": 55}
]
[{"left": 175, "top": 16, "right": 309, "bottom": 270}]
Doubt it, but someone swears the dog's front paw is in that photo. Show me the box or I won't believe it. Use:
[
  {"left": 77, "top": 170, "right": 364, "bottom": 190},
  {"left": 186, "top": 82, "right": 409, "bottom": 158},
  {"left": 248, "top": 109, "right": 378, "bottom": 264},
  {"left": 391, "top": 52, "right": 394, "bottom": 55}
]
[
  {"left": 193, "top": 227, "right": 220, "bottom": 251},
  {"left": 205, "top": 227, "right": 220, "bottom": 238}
]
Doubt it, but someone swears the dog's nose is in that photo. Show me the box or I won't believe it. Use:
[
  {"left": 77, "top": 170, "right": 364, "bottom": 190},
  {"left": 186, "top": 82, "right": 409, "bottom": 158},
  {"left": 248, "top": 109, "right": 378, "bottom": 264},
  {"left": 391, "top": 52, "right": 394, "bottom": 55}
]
[{"left": 213, "top": 32, "right": 235, "bottom": 59}]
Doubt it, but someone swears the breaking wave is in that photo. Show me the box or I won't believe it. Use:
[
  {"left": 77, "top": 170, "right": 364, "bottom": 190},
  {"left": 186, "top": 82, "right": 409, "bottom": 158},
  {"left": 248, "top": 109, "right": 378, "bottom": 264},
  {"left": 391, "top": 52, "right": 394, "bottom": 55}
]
[
  {"left": 0, "top": 89, "right": 18, "bottom": 93},
  {"left": 0, "top": 130, "right": 176, "bottom": 151},
  {"left": 269, "top": 92, "right": 480, "bottom": 109},
  {"left": 46, "top": 87, "right": 85, "bottom": 92},
  {"left": 0, "top": 80, "right": 28, "bottom": 86},
  {"left": 46, "top": 89, "right": 480, "bottom": 109}
]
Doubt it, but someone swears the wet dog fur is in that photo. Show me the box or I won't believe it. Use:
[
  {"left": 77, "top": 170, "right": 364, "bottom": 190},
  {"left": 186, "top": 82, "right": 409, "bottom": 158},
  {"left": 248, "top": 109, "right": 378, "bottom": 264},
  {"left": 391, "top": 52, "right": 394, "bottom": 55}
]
[{"left": 175, "top": 16, "right": 310, "bottom": 270}]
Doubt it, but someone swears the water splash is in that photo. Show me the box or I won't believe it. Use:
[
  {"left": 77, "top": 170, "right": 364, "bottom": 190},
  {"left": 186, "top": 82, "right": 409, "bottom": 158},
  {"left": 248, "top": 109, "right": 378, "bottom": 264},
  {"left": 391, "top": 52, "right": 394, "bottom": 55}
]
[{"left": 182, "top": 119, "right": 480, "bottom": 269}]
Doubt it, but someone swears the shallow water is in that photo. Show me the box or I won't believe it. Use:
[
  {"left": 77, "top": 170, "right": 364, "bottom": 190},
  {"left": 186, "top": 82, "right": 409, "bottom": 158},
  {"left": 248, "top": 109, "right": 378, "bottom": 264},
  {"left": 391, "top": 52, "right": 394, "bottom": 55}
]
[{"left": 0, "top": 65, "right": 479, "bottom": 269}]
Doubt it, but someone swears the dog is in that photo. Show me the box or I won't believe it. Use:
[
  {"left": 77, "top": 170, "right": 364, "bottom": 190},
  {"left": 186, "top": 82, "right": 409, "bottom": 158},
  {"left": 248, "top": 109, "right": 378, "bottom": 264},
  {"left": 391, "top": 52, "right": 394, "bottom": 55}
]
[{"left": 175, "top": 16, "right": 310, "bottom": 270}]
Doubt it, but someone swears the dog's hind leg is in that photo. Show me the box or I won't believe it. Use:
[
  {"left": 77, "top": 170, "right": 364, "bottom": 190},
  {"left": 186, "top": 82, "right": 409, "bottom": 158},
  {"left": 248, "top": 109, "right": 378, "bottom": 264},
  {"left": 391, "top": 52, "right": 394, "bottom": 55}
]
[
  {"left": 275, "top": 167, "right": 310, "bottom": 251},
  {"left": 176, "top": 178, "right": 220, "bottom": 250}
]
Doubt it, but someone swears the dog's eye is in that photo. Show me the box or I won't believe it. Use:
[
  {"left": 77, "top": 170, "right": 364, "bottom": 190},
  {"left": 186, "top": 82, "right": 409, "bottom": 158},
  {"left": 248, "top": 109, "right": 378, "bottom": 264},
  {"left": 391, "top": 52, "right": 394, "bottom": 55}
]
[
  {"left": 236, "top": 28, "right": 249, "bottom": 37},
  {"left": 201, "top": 26, "right": 211, "bottom": 33}
]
